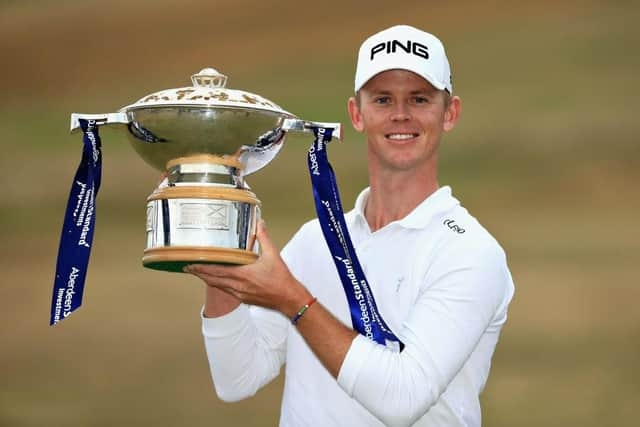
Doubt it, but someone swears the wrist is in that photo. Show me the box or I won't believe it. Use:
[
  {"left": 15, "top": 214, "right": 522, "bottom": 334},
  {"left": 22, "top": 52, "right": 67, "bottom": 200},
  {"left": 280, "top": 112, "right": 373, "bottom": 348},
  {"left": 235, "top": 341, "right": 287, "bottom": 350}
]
[
  {"left": 204, "top": 286, "right": 241, "bottom": 318},
  {"left": 280, "top": 278, "right": 313, "bottom": 318},
  {"left": 291, "top": 297, "right": 317, "bottom": 325}
]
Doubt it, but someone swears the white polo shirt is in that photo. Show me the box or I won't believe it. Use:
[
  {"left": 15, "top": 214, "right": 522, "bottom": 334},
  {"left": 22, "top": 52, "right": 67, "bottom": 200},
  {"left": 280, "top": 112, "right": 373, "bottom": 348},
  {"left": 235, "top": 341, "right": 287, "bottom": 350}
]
[{"left": 202, "top": 186, "right": 514, "bottom": 427}]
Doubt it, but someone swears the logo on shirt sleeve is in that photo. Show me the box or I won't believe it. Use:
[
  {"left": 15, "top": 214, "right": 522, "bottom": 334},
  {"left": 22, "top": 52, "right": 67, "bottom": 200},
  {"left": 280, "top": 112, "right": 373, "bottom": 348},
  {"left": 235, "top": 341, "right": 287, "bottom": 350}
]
[{"left": 443, "top": 219, "right": 465, "bottom": 234}]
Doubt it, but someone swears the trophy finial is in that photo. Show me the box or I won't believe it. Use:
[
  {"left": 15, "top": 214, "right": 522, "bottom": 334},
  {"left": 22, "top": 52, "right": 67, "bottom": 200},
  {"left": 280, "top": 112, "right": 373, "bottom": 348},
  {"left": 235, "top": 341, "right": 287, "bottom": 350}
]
[{"left": 191, "top": 68, "right": 228, "bottom": 88}]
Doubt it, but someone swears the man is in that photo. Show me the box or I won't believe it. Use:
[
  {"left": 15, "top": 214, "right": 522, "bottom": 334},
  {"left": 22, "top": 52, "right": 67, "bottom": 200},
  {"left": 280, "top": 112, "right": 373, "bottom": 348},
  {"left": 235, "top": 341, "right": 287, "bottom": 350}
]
[{"left": 185, "top": 25, "right": 515, "bottom": 427}]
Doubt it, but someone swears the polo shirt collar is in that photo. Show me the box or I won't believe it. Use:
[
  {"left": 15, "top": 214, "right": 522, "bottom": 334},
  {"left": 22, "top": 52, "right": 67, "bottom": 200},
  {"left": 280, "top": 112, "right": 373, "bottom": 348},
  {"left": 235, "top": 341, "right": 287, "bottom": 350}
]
[{"left": 353, "top": 186, "right": 459, "bottom": 230}]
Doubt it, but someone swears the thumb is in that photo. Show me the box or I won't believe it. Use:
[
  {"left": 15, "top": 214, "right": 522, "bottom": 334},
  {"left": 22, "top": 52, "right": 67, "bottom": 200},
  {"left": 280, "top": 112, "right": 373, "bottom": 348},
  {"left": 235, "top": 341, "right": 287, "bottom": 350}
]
[{"left": 256, "top": 219, "right": 278, "bottom": 257}]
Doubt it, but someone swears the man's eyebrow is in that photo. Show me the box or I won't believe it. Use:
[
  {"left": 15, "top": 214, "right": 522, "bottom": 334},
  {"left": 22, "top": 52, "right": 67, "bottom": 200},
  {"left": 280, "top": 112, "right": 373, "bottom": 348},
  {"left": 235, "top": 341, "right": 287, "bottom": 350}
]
[
  {"left": 410, "top": 88, "right": 438, "bottom": 95},
  {"left": 367, "top": 88, "right": 438, "bottom": 96},
  {"left": 368, "top": 89, "right": 392, "bottom": 95}
]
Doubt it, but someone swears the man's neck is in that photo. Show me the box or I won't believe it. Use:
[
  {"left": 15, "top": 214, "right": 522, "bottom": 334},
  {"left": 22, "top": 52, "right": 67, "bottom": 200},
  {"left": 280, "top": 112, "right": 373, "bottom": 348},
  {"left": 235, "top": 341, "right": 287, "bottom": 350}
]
[{"left": 365, "top": 166, "right": 439, "bottom": 232}]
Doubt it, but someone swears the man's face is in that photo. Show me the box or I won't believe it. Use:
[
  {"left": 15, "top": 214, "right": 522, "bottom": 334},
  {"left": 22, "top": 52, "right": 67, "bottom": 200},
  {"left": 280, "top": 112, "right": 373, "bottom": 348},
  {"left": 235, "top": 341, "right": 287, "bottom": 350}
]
[{"left": 348, "top": 69, "right": 460, "bottom": 175}]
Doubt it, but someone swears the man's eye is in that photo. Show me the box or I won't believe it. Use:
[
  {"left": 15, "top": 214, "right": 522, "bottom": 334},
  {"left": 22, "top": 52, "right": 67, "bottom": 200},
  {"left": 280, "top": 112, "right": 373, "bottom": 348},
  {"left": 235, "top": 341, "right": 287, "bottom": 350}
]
[
  {"left": 374, "top": 97, "right": 391, "bottom": 104},
  {"left": 414, "top": 96, "right": 430, "bottom": 104}
]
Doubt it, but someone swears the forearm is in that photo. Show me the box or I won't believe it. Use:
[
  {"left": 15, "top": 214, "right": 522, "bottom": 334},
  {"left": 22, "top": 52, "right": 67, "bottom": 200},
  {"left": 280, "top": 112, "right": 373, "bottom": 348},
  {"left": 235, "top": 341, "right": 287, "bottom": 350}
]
[{"left": 291, "top": 300, "right": 358, "bottom": 378}]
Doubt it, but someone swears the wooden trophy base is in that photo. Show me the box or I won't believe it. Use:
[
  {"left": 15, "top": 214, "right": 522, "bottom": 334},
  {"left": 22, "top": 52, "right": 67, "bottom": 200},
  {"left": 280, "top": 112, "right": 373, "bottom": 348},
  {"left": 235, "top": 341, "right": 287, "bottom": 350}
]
[{"left": 142, "top": 246, "right": 259, "bottom": 273}]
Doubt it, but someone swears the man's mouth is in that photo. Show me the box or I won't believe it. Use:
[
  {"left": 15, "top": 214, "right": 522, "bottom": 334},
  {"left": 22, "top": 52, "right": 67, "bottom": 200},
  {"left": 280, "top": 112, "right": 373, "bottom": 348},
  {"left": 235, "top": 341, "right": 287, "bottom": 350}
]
[{"left": 386, "top": 133, "right": 419, "bottom": 141}]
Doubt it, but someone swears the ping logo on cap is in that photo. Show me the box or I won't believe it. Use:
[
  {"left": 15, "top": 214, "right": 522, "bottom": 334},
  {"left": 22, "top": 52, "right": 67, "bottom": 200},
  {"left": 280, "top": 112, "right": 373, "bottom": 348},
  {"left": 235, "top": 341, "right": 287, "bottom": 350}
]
[{"left": 370, "top": 40, "right": 429, "bottom": 61}]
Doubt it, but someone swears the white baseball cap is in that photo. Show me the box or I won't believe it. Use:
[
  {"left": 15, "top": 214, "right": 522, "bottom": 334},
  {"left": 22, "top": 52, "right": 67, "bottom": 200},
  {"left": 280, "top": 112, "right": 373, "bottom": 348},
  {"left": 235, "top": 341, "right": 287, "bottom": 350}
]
[{"left": 354, "top": 25, "right": 453, "bottom": 94}]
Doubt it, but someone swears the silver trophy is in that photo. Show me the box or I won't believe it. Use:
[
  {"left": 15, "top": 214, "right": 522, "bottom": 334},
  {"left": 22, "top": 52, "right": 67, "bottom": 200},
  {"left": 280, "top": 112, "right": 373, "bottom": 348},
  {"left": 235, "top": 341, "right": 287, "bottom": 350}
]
[{"left": 71, "top": 68, "right": 341, "bottom": 272}]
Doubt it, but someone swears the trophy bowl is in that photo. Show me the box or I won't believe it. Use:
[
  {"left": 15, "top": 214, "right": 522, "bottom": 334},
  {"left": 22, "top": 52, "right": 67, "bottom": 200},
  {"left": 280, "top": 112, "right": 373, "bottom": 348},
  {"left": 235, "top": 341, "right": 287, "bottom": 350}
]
[
  {"left": 71, "top": 68, "right": 340, "bottom": 272},
  {"left": 125, "top": 106, "right": 290, "bottom": 174}
]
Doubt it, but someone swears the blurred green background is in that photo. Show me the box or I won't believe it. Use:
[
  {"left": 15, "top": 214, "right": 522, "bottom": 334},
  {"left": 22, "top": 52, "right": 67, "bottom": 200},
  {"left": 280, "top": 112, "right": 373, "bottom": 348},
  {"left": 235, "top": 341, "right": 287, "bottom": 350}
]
[{"left": 1, "top": 0, "right": 638, "bottom": 426}]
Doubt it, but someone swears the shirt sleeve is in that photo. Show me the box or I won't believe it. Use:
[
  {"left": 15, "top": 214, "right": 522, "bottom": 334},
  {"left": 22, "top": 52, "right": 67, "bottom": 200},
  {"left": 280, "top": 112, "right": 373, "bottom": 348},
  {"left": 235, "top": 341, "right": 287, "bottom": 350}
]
[
  {"left": 336, "top": 242, "right": 515, "bottom": 427},
  {"left": 202, "top": 303, "right": 289, "bottom": 402}
]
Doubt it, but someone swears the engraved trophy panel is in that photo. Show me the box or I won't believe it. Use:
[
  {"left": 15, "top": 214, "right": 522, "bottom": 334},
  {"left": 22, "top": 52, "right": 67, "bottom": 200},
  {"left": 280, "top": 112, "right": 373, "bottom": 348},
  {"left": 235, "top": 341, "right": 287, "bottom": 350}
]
[{"left": 178, "top": 201, "right": 230, "bottom": 231}]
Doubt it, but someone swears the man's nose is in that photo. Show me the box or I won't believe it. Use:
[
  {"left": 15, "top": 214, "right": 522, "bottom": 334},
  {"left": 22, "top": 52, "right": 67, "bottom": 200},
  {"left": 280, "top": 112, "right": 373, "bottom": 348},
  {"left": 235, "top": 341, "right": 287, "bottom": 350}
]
[{"left": 390, "top": 102, "right": 411, "bottom": 121}]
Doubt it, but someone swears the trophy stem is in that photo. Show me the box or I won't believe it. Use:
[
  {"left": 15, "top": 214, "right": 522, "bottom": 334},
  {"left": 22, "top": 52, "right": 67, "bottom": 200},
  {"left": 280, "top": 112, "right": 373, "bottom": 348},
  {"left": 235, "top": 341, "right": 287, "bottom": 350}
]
[{"left": 143, "top": 156, "right": 261, "bottom": 272}]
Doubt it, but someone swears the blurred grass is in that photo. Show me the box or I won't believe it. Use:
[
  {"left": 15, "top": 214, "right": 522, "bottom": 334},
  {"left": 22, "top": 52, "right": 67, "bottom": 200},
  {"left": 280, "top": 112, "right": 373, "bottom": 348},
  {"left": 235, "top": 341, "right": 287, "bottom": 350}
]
[{"left": 1, "top": 0, "right": 639, "bottom": 426}]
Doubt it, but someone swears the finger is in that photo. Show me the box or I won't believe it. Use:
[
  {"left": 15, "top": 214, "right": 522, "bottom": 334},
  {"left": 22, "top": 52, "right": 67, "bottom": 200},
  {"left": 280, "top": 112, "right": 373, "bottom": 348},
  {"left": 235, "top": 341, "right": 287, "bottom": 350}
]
[
  {"left": 256, "top": 220, "right": 278, "bottom": 258},
  {"left": 185, "top": 263, "right": 241, "bottom": 279}
]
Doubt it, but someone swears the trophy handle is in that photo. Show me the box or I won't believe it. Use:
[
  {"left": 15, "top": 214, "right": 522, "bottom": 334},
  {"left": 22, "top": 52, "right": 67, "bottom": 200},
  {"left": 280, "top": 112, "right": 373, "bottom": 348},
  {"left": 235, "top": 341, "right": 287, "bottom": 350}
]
[
  {"left": 281, "top": 118, "right": 343, "bottom": 141},
  {"left": 70, "top": 112, "right": 129, "bottom": 132}
]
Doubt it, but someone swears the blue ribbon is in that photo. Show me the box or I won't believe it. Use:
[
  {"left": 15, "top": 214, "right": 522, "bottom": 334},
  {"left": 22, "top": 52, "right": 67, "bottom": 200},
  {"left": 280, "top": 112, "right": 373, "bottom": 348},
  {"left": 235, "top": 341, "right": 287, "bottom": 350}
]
[
  {"left": 307, "top": 127, "right": 404, "bottom": 351},
  {"left": 50, "top": 119, "right": 102, "bottom": 325}
]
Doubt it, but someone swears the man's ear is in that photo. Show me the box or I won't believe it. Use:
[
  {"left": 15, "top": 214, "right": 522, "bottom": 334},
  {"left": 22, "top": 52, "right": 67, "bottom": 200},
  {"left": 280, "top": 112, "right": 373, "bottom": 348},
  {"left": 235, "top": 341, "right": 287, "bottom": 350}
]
[
  {"left": 348, "top": 97, "right": 365, "bottom": 133},
  {"left": 443, "top": 95, "right": 462, "bottom": 133}
]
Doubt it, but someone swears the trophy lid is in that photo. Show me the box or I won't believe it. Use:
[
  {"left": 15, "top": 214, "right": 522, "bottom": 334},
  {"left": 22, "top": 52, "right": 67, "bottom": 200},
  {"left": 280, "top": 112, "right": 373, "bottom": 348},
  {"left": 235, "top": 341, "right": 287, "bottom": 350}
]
[{"left": 120, "top": 68, "right": 293, "bottom": 116}]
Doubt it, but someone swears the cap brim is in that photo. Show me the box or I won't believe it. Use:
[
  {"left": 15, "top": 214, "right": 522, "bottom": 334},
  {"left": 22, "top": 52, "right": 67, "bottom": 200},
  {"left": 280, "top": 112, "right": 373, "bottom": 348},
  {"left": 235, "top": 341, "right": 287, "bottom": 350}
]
[{"left": 355, "top": 67, "right": 447, "bottom": 93}]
